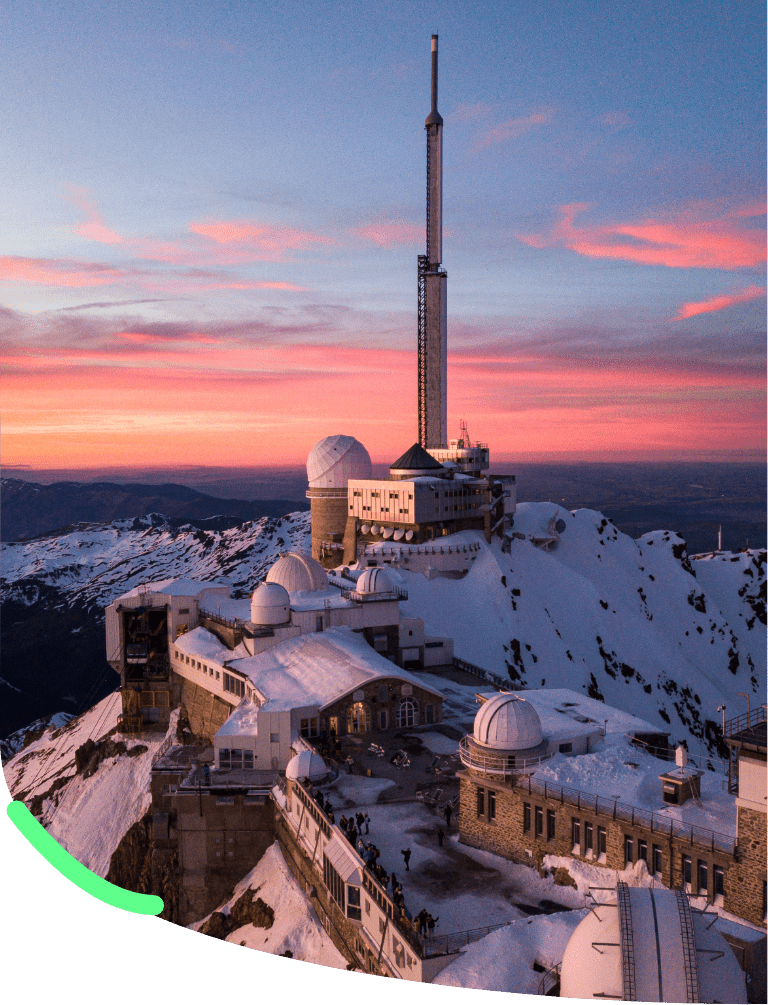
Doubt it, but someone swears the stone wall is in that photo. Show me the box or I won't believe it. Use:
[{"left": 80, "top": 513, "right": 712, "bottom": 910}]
[
  {"left": 172, "top": 670, "right": 234, "bottom": 742},
  {"left": 458, "top": 772, "right": 743, "bottom": 919},
  {"left": 309, "top": 492, "right": 349, "bottom": 568},
  {"left": 725, "top": 807, "right": 767, "bottom": 927},
  {"left": 323, "top": 676, "right": 442, "bottom": 735}
]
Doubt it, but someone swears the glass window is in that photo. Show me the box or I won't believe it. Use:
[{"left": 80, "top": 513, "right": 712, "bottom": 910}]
[
  {"left": 395, "top": 698, "right": 419, "bottom": 728},
  {"left": 697, "top": 860, "right": 708, "bottom": 896},
  {"left": 230, "top": 749, "right": 243, "bottom": 769},
  {"left": 535, "top": 807, "right": 543, "bottom": 837},
  {"left": 270, "top": 733, "right": 279, "bottom": 743},
  {"left": 638, "top": 840, "right": 647, "bottom": 864},
  {"left": 572, "top": 818, "right": 580, "bottom": 851},
  {"left": 476, "top": 787, "right": 485, "bottom": 817},
  {"left": 624, "top": 835, "right": 634, "bottom": 866},
  {"left": 547, "top": 810, "right": 556, "bottom": 841},
  {"left": 559, "top": 742, "right": 573, "bottom": 753},
  {"left": 653, "top": 845, "right": 662, "bottom": 876},
  {"left": 682, "top": 856, "right": 692, "bottom": 891},
  {"left": 379, "top": 709, "right": 387, "bottom": 730},
  {"left": 523, "top": 803, "right": 531, "bottom": 832},
  {"left": 597, "top": 827, "right": 607, "bottom": 859},
  {"left": 347, "top": 702, "right": 371, "bottom": 734},
  {"left": 585, "top": 821, "right": 593, "bottom": 853},
  {"left": 243, "top": 750, "right": 254, "bottom": 769},
  {"left": 219, "top": 748, "right": 230, "bottom": 769},
  {"left": 347, "top": 885, "right": 361, "bottom": 921},
  {"left": 713, "top": 865, "right": 724, "bottom": 904},
  {"left": 488, "top": 790, "right": 496, "bottom": 821}
]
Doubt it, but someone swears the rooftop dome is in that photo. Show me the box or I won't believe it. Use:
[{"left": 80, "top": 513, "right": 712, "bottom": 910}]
[
  {"left": 250, "top": 582, "right": 290, "bottom": 626},
  {"left": 286, "top": 749, "right": 328, "bottom": 783},
  {"left": 307, "top": 434, "right": 372, "bottom": 489},
  {"left": 355, "top": 567, "right": 394, "bottom": 595},
  {"left": 266, "top": 551, "right": 329, "bottom": 593},
  {"left": 390, "top": 442, "right": 446, "bottom": 479},
  {"left": 473, "top": 694, "right": 543, "bottom": 751},
  {"left": 560, "top": 887, "right": 746, "bottom": 1003}
]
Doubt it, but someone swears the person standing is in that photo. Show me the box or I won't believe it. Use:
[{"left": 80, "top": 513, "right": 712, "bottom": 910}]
[
  {"left": 437, "top": 827, "right": 445, "bottom": 847},
  {"left": 364, "top": 812, "right": 371, "bottom": 834},
  {"left": 444, "top": 802, "right": 452, "bottom": 827}
]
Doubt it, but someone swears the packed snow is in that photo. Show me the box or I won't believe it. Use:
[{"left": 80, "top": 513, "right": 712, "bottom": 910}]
[{"left": 189, "top": 842, "right": 348, "bottom": 969}]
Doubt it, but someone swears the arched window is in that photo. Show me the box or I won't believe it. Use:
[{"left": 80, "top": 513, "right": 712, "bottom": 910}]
[
  {"left": 396, "top": 698, "right": 420, "bottom": 728},
  {"left": 347, "top": 702, "right": 371, "bottom": 734}
]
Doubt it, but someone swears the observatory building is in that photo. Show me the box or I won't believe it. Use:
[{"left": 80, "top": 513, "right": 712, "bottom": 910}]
[{"left": 559, "top": 883, "right": 747, "bottom": 1002}]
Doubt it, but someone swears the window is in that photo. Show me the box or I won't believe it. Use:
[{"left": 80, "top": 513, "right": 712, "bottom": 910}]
[
  {"left": 638, "top": 840, "right": 647, "bottom": 864},
  {"left": 203, "top": 664, "right": 208, "bottom": 674},
  {"left": 425, "top": 704, "right": 434, "bottom": 724},
  {"left": 243, "top": 750, "right": 254, "bottom": 769},
  {"left": 215, "top": 671, "right": 220, "bottom": 679},
  {"left": 523, "top": 803, "right": 531, "bottom": 833},
  {"left": 624, "top": 835, "right": 634, "bottom": 867},
  {"left": 559, "top": 742, "right": 573, "bottom": 754},
  {"left": 179, "top": 607, "right": 189, "bottom": 614},
  {"left": 682, "top": 855, "right": 692, "bottom": 892},
  {"left": 230, "top": 749, "right": 243, "bottom": 770},
  {"left": 697, "top": 860, "right": 708, "bottom": 897},
  {"left": 535, "top": 807, "right": 543, "bottom": 838},
  {"left": 347, "top": 702, "right": 370, "bottom": 734},
  {"left": 713, "top": 865, "right": 724, "bottom": 905},
  {"left": 219, "top": 748, "right": 230, "bottom": 769},
  {"left": 476, "top": 787, "right": 485, "bottom": 817},
  {"left": 315, "top": 615, "right": 323, "bottom": 632},
  {"left": 379, "top": 709, "right": 388, "bottom": 730},
  {"left": 572, "top": 818, "right": 580, "bottom": 852},
  {"left": 323, "top": 854, "right": 345, "bottom": 911},
  {"left": 270, "top": 733, "right": 279, "bottom": 743},
  {"left": 585, "top": 821, "right": 593, "bottom": 854},
  {"left": 395, "top": 698, "right": 419, "bottom": 728},
  {"left": 300, "top": 717, "right": 319, "bottom": 738},
  {"left": 597, "top": 826, "right": 607, "bottom": 860},
  {"left": 652, "top": 845, "right": 662, "bottom": 877},
  {"left": 547, "top": 809, "right": 556, "bottom": 841},
  {"left": 185, "top": 656, "right": 190, "bottom": 664},
  {"left": 347, "top": 885, "right": 361, "bottom": 921},
  {"left": 488, "top": 790, "right": 496, "bottom": 821},
  {"left": 379, "top": 684, "right": 388, "bottom": 702}
]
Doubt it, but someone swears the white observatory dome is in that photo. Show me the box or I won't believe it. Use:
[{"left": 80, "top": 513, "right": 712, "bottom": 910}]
[
  {"left": 560, "top": 887, "right": 747, "bottom": 1003},
  {"left": 356, "top": 567, "right": 394, "bottom": 595},
  {"left": 286, "top": 749, "right": 328, "bottom": 783},
  {"left": 266, "top": 551, "right": 329, "bottom": 593},
  {"left": 473, "top": 694, "right": 543, "bottom": 751},
  {"left": 307, "top": 434, "right": 372, "bottom": 489},
  {"left": 250, "top": 582, "right": 290, "bottom": 625}
]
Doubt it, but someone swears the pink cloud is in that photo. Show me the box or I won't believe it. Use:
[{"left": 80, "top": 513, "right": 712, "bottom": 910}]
[
  {"left": 353, "top": 221, "right": 424, "bottom": 248},
  {"left": 518, "top": 202, "right": 767, "bottom": 269},
  {"left": 189, "top": 220, "right": 335, "bottom": 261},
  {"left": 0, "top": 255, "right": 126, "bottom": 287},
  {"left": 473, "top": 107, "right": 555, "bottom": 151},
  {"left": 66, "top": 189, "right": 125, "bottom": 245},
  {"left": 674, "top": 285, "right": 765, "bottom": 320}
]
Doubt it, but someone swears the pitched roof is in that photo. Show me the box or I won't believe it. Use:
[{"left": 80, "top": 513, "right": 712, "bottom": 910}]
[{"left": 390, "top": 442, "right": 444, "bottom": 471}]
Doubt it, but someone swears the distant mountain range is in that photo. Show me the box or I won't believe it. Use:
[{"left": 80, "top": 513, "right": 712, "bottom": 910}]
[{"left": 0, "top": 478, "right": 309, "bottom": 543}]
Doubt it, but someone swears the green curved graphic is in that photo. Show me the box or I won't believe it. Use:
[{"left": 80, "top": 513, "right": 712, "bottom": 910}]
[{"left": 7, "top": 800, "right": 164, "bottom": 916}]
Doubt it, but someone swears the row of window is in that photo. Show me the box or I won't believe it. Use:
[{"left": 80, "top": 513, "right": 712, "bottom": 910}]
[
  {"left": 219, "top": 748, "right": 254, "bottom": 770},
  {"left": 173, "top": 648, "right": 254, "bottom": 701},
  {"left": 346, "top": 698, "right": 434, "bottom": 733},
  {"left": 352, "top": 491, "right": 414, "bottom": 500},
  {"left": 680, "top": 854, "right": 725, "bottom": 903},
  {"left": 523, "top": 803, "right": 563, "bottom": 844},
  {"left": 223, "top": 672, "right": 245, "bottom": 697},
  {"left": 174, "top": 649, "right": 220, "bottom": 682}
]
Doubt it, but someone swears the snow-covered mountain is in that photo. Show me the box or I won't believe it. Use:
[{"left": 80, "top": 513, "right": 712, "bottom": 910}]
[{"left": 1, "top": 503, "right": 764, "bottom": 754}]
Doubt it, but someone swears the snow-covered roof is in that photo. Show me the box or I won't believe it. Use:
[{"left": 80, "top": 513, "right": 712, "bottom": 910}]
[
  {"left": 199, "top": 596, "right": 250, "bottom": 621},
  {"left": 267, "top": 551, "right": 329, "bottom": 593},
  {"left": 516, "top": 688, "right": 661, "bottom": 738},
  {"left": 216, "top": 698, "right": 260, "bottom": 738},
  {"left": 117, "top": 577, "right": 229, "bottom": 601},
  {"left": 286, "top": 588, "right": 357, "bottom": 612},
  {"left": 175, "top": 626, "right": 234, "bottom": 665},
  {"left": 229, "top": 626, "right": 443, "bottom": 712}
]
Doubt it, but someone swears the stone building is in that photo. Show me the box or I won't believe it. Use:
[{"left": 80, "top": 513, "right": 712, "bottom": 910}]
[{"left": 457, "top": 690, "right": 766, "bottom": 930}]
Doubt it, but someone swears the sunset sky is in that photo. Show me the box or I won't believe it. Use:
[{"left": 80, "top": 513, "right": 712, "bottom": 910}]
[{"left": 1, "top": 0, "right": 765, "bottom": 472}]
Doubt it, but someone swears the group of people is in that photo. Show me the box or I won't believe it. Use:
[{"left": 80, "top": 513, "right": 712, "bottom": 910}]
[{"left": 339, "top": 811, "right": 370, "bottom": 845}]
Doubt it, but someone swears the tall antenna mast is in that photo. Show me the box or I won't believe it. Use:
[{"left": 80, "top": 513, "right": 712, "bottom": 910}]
[{"left": 418, "top": 34, "right": 448, "bottom": 449}]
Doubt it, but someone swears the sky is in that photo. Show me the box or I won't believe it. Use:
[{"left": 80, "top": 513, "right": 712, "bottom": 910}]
[{"left": 1, "top": 0, "right": 765, "bottom": 472}]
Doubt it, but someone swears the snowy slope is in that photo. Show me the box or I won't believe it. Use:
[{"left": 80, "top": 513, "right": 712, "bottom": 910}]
[
  {"left": 394, "top": 504, "right": 765, "bottom": 752},
  {"left": 189, "top": 842, "right": 348, "bottom": 969},
  {"left": 2, "top": 502, "right": 764, "bottom": 753},
  {"left": 2, "top": 694, "right": 178, "bottom": 877}
]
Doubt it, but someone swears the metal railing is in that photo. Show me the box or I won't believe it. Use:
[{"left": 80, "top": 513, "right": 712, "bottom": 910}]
[
  {"left": 616, "top": 882, "right": 637, "bottom": 1002},
  {"left": 537, "top": 962, "right": 561, "bottom": 996},
  {"left": 513, "top": 774, "right": 736, "bottom": 855},
  {"left": 458, "top": 736, "right": 556, "bottom": 777},
  {"left": 452, "top": 656, "right": 512, "bottom": 690},
  {"left": 724, "top": 705, "right": 767, "bottom": 742},
  {"left": 421, "top": 920, "right": 512, "bottom": 957},
  {"left": 629, "top": 736, "right": 728, "bottom": 776}
]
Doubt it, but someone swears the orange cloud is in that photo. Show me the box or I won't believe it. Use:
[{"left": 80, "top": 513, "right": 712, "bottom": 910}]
[
  {"left": 0, "top": 255, "right": 126, "bottom": 287},
  {"left": 519, "top": 202, "right": 767, "bottom": 270},
  {"left": 473, "top": 107, "right": 555, "bottom": 151},
  {"left": 353, "top": 221, "right": 423, "bottom": 248},
  {"left": 674, "top": 285, "right": 765, "bottom": 320},
  {"left": 189, "top": 221, "right": 335, "bottom": 261},
  {"left": 66, "top": 189, "right": 125, "bottom": 245}
]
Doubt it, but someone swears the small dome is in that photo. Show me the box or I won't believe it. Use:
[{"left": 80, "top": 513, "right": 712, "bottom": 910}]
[
  {"left": 307, "top": 435, "right": 372, "bottom": 489},
  {"left": 286, "top": 750, "right": 328, "bottom": 782},
  {"left": 266, "top": 551, "right": 329, "bottom": 593},
  {"left": 473, "top": 694, "right": 543, "bottom": 751},
  {"left": 356, "top": 567, "right": 394, "bottom": 595},
  {"left": 250, "top": 582, "right": 290, "bottom": 625}
]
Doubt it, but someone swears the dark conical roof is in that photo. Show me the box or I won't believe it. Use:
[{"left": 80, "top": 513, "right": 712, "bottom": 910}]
[{"left": 390, "top": 443, "right": 444, "bottom": 471}]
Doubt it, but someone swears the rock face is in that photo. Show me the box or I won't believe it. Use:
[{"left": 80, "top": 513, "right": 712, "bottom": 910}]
[{"left": 198, "top": 890, "right": 275, "bottom": 939}]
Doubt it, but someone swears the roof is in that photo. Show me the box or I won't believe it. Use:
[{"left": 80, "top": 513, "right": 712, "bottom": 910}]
[
  {"left": 175, "top": 626, "right": 234, "bottom": 665},
  {"left": 517, "top": 688, "right": 661, "bottom": 738},
  {"left": 266, "top": 551, "right": 329, "bottom": 593},
  {"left": 117, "top": 578, "right": 229, "bottom": 602},
  {"left": 307, "top": 434, "right": 371, "bottom": 488},
  {"left": 229, "top": 626, "right": 443, "bottom": 712},
  {"left": 390, "top": 442, "right": 445, "bottom": 471}
]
